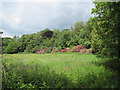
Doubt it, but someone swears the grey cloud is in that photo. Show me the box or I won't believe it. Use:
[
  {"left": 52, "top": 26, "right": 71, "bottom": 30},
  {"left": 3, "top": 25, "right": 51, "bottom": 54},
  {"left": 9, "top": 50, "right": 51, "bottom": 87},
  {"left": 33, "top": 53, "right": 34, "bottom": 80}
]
[{"left": 1, "top": 2, "right": 94, "bottom": 37}]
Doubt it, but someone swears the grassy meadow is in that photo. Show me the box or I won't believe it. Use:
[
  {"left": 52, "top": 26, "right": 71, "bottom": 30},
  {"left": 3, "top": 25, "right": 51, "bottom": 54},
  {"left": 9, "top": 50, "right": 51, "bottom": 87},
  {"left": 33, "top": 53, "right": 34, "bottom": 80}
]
[{"left": 2, "top": 53, "right": 119, "bottom": 88}]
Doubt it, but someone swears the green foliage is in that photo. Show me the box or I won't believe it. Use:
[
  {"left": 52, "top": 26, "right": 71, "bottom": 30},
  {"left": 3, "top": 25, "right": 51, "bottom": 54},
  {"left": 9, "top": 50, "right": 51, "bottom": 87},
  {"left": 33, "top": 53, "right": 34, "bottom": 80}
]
[
  {"left": 53, "top": 46, "right": 62, "bottom": 52},
  {"left": 4, "top": 40, "right": 22, "bottom": 54},
  {"left": 71, "top": 21, "right": 85, "bottom": 35},
  {"left": 25, "top": 45, "right": 33, "bottom": 53},
  {"left": 2, "top": 37, "right": 13, "bottom": 53},
  {"left": 46, "top": 47, "right": 52, "bottom": 53},
  {"left": 32, "top": 46, "right": 40, "bottom": 53},
  {"left": 60, "top": 29, "right": 71, "bottom": 48},
  {"left": 84, "top": 41, "right": 91, "bottom": 49},
  {"left": 83, "top": 17, "right": 94, "bottom": 42},
  {"left": 91, "top": 2, "right": 120, "bottom": 58}
]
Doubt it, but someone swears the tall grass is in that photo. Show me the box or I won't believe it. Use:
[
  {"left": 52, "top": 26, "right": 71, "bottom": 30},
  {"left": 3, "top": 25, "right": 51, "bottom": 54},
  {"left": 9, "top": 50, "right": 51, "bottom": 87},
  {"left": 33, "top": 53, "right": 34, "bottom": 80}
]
[{"left": 2, "top": 53, "right": 119, "bottom": 88}]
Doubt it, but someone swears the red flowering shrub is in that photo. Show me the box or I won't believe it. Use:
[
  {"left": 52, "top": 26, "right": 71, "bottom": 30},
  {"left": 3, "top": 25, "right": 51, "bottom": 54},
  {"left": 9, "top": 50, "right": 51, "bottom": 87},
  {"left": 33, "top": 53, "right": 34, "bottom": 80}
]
[
  {"left": 36, "top": 49, "right": 41, "bottom": 54},
  {"left": 72, "top": 45, "right": 85, "bottom": 52},
  {"left": 60, "top": 48, "right": 70, "bottom": 52}
]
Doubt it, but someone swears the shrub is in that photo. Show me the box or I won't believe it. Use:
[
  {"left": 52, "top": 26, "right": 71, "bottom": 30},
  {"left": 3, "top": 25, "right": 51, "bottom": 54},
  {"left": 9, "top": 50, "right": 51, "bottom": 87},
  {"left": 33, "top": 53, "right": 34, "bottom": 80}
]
[
  {"left": 36, "top": 48, "right": 47, "bottom": 54},
  {"left": 83, "top": 42, "right": 91, "bottom": 49},
  {"left": 32, "top": 46, "right": 40, "bottom": 53},
  {"left": 46, "top": 47, "right": 52, "bottom": 53},
  {"left": 72, "top": 45, "right": 85, "bottom": 52},
  {"left": 60, "top": 48, "right": 70, "bottom": 52},
  {"left": 52, "top": 47, "right": 62, "bottom": 52}
]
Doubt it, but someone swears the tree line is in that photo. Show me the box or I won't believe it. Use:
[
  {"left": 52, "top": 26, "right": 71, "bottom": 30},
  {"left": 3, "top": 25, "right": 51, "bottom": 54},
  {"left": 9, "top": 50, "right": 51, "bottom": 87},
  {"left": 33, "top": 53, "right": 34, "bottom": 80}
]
[
  {"left": 2, "top": 2, "right": 120, "bottom": 59},
  {"left": 2, "top": 20, "right": 93, "bottom": 54}
]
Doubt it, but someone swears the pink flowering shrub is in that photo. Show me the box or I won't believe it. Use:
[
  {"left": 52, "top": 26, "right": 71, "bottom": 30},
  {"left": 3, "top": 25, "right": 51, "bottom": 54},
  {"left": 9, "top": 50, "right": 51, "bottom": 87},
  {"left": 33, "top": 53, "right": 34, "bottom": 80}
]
[
  {"left": 60, "top": 48, "right": 70, "bottom": 52},
  {"left": 36, "top": 48, "right": 47, "bottom": 54},
  {"left": 72, "top": 45, "right": 85, "bottom": 52}
]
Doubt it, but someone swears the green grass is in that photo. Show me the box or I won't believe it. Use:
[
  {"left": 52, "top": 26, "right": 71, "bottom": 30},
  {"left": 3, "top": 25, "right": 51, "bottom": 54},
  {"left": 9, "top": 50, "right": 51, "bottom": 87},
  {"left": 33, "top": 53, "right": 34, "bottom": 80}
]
[{"left": 2, "top": 53, "right": 119, "bottom": 88}]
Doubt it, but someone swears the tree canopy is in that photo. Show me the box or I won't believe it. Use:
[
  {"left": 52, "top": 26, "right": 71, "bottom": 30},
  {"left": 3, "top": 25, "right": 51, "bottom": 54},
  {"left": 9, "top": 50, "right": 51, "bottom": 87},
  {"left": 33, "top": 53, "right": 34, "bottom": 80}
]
[{"left": 91, "top": 2, "right": 120, "bottom": 59}]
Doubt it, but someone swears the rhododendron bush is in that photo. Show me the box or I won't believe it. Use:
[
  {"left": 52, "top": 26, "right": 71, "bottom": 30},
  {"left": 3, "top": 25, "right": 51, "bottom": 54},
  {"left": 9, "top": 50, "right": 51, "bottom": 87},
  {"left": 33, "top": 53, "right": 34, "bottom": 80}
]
[
  {"left": 60, "top": 48, "right": 70, "bottom": 52},
  {"left": 72, "top": 45, "right": 85, "bottom": 52},
  {"left": 35, "top": 45, "right": 93, "bottom": 54},
  {"left": 36, "top": 48, "right": 47, "bottom": 54}
]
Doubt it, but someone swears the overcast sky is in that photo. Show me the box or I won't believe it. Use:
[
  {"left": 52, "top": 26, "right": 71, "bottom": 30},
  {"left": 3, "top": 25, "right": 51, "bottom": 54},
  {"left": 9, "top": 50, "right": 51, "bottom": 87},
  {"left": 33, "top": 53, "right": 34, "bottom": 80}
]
[{"left": 0, "top": 0, "right": 94, "bottom": 37}]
